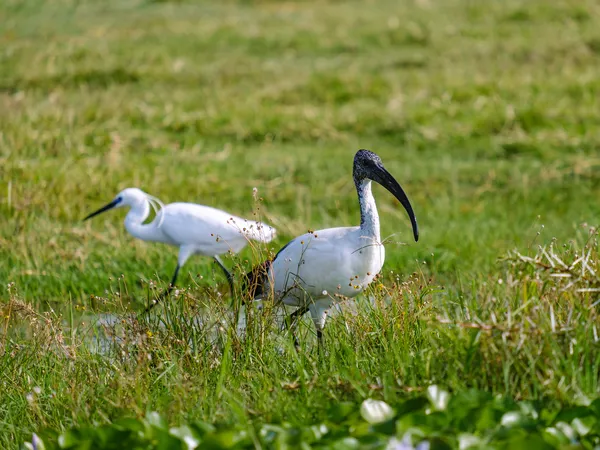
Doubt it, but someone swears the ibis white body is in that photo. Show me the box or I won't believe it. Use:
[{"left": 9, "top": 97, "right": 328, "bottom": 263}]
[
  {"left": 266, "top": 183, "right": 385, "bottom": 330},
  {"left": 84, "top": 188, "right": 276, "bottom": 303},
  {"left": 255, "top": 150, "right": 418, "bottom": 336}
]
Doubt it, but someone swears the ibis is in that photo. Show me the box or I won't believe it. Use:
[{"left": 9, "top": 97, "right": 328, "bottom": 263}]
[
  {"left": 248, "top": 149, "right": 418, "bottom": 341},
  {"left": 83, "top": 188, "right": 277, "bottom": 309}
]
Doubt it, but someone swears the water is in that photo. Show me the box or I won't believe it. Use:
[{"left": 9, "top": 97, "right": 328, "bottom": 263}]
[{"left": 2, "top": 296, "right": 384, "bottom": 357}]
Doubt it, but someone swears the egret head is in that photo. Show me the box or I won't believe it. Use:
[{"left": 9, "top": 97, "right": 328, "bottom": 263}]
[
  {"left": 353, "top": 149, "right": 419, "bottom": 242},
  {"left": 83, "top": 188, "right": 148, "bottom": 221}
]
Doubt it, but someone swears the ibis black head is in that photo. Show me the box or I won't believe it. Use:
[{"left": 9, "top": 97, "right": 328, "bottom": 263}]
[{"left": 353, "top": 149, "right": 419, "bottom": 242}]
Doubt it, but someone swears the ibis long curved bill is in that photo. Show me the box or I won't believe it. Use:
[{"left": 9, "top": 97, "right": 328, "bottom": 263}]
[
  {"left": 83, "top": 198, "right": 122, "bottom": 221},
  {"left": 368, "top": 164, "right": 419, "bottom": 242}
]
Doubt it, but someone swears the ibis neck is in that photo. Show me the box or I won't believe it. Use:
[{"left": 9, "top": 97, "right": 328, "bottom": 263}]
[
  {"left": 356, "top": 178, "right": 380, "bottom": 241},
  {"left": 124, "top": 199, "right": 164, "bottom": 242}
]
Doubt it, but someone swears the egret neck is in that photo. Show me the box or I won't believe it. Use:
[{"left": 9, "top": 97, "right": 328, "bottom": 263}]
[
  {"left": 123, "top": 198, "right": 163, "bottom": 243},
  {"left": 356, "top": 178, "right": 381, "bottom": 243}
]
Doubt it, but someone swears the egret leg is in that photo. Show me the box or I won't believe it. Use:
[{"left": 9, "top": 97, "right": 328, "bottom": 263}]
[
  {"left": 144, "top": 265, "right": 180, "bottom": 313},
  {"left": 213, "top": 255, "right": 235, "bottom": 299}
]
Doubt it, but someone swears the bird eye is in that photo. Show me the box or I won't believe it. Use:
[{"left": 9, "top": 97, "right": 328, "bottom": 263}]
[{"left": 116, "top": 196, "right": 123, "bottom": 203}]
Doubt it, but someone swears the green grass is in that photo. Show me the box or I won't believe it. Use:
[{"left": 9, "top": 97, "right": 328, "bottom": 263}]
[{"left": 2, "top": 0, "right": 600, "bottom": 447}]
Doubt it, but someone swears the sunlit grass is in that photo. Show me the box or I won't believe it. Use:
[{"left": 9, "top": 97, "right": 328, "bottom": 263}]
[
  {"left": 2, "top": 0, "right": 600, "bottom": 447},
  {"left": 3, "top": 231, "right": 600, "bottom": 447}
]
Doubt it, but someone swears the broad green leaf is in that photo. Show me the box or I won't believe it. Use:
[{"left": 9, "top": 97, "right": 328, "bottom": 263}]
[
  {"left": 356, "top": 433, "right": 387, "bottom": 447},
  {"left": 395, "top": 427, "right": 426, "bottom": 446},
  {"left": 328, "top": 402, "right": 357, "bottom": 424},
  {"left": 113, "top": 418, "right": 145, "bottom": 433},
  {"left": 200, "top": 429, "right": 249, "bottom": 449},
  {"left": 553, "top": 407, "right": 593, "bottom": 424},
  {"left": 349, "top": 421, "right": 371, "bottom": 437},
  {"left": 276, "top": 427, "right": 303, "bottom": 446},
  {"left": 155, "top": 430, "right": 187, "bottom": 450},
  {"left": 190, "top": 421, "right": 216, "bottom": 437},
  {"left": 371, "top": 417, "right": 396, "bottom": 436},
  {"left": 95, "top": 426, "right": 135, "bottom": 446},
  {"left": 330, "top": 437, "right": 360, "bottom": 450},
  {"left": 589, "top": 399, "right": 600, "bottom": 417},
  {"left": 503, "top": 432, "right": 554, "bottom": 450},
  {"left": 447, "top": 389, "right": 493, "bottom": 429},
  {"left": 543, "top": 427, "right": 570, "bottom": 446},
  {"left": 260, "top": 423, "right": 286, "bottom": 442},
  {"left": 448, "top": 390, "right": 492, "bottom": 414},
  {"left": 475, "top": 405, "right": 502, "bottom": 432},
  {"left": 427, "top": 437, "right": 452, "bottom": 450},
  {"left": 58, "top": 430, "right": 79, "bottom": 448},
  {"left": 396, "top": 414, "right": 434, "bottom": 437},
  {"left": 396, "top": 397, "right": 429, "bottom": 417},
  {"left": 24, "top": 389, "right": 600, "bottom": 450}
]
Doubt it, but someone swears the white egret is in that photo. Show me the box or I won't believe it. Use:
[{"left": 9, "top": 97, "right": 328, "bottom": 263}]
[
  {"left": 83, "top": 188, "right": 277, "bottom": 310},
  {"left": 248, "top": 149, "right": 418, "bottom": 341}
]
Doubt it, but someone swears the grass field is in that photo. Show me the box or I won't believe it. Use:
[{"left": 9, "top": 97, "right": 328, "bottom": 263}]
[{"left": 2, "top": 0, "right": 600, "bottom": 447}]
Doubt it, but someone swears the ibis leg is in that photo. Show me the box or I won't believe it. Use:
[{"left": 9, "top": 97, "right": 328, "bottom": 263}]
[
  {"left": 309, "top": 303, "right": 327, "bottom": 351},
  {"left": 144, "top": 265, "right": 180, "bottom": 313},
  {"left": 214, "top": 256, "right": 235, "bottom": 299},
  {"left": 288, "top": 305, "right": 309, "bottom": 326}
]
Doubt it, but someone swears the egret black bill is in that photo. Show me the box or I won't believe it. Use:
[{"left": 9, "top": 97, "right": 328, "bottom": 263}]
[{"left": 83, "top": 197, "right": 122, "bottom": 221}]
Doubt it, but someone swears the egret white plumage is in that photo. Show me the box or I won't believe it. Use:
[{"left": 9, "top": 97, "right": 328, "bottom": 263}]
[
  {"left": 83, "top": 188, "right": 277, "bottom": 309},
  {"left": 248, "top": 149, "right": 418, "bottom": 341}
]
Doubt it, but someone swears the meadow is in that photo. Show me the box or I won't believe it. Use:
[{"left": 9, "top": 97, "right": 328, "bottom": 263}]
[{"left": 1, "top": 0, "right": 600, "bottom": 447}]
